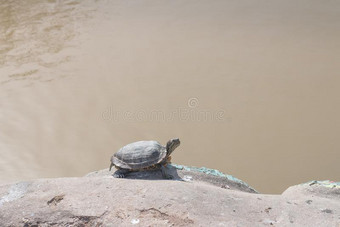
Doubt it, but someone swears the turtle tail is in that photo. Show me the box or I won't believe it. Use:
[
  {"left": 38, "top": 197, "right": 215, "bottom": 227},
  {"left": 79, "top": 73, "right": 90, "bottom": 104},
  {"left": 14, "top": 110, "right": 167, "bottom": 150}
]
[{"left": 109, "top": 162, "right": 114, "bottom": 171}]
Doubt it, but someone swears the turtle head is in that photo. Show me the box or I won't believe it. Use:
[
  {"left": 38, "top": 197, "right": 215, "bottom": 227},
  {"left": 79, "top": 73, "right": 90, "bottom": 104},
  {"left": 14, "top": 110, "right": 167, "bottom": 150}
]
[{"left": 166, "top": 138, "right": 180, "bottom": 156}]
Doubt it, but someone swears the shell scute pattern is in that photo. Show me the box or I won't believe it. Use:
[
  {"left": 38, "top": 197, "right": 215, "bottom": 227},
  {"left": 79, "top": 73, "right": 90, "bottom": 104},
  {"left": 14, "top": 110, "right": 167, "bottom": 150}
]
[{"left": 113, "top": 141, "right": 166, "bottom": 170}]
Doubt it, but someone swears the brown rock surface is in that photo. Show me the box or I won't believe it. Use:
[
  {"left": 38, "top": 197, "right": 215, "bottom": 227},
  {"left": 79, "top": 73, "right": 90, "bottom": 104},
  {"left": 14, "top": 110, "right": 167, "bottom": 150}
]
[{"left": 0, "top": 165, "right": 339, "bottom": 226}]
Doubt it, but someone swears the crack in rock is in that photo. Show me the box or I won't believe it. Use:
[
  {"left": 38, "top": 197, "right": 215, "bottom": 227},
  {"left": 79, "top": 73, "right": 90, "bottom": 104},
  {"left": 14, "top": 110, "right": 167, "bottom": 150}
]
[
  {"left": 139, "top": 208, "right": 194, "bottom": 226},
  {"left": 47, "top": 194, "right": 65, "bottom": 206},
  {"left": 21, "top": 214, "right": 101, "bottom": 227}
]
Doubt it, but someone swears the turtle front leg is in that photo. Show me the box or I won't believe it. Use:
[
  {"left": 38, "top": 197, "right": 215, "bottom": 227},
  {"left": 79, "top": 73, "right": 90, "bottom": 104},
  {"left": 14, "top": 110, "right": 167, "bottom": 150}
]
[
  {"left": 161, "top": 165, "right": 173, "bottom": 179},
  {"left": 113, "top": 169, "right": 130, "bottom": 178}
]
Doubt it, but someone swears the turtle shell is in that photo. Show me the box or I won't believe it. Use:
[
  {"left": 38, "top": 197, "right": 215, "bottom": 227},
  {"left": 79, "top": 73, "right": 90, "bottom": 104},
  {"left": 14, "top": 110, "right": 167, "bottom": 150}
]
[{"left": 111, "top": 141, "right": 167, "bottom": 170}]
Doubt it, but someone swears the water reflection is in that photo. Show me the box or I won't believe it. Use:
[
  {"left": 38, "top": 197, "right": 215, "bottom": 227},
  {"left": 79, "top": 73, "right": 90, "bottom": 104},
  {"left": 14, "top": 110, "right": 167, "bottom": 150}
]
[{"left": 0, "top": 0, "right": 87, "bottom": 85}]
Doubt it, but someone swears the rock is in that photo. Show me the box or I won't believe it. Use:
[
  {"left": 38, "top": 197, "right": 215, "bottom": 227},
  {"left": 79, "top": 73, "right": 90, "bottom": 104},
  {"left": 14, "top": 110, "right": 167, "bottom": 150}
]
[
  {"left": 0, "top": 165, "right": 339, "bottom": 226},
  {"left": 86, "top": 164, "right": 258, "bottom": 193}
]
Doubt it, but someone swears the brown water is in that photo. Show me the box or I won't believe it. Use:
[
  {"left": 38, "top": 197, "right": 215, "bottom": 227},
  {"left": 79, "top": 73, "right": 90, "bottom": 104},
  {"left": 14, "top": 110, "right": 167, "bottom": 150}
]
[{"left": 1, "top": 0, "right": 339, "bottom": 194}]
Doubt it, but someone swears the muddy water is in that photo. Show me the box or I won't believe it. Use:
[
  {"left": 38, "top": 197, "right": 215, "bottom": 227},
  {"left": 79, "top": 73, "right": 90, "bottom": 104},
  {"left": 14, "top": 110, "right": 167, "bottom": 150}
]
[{"left": 1, "top": 0, "right": 339, "bottom": 194}]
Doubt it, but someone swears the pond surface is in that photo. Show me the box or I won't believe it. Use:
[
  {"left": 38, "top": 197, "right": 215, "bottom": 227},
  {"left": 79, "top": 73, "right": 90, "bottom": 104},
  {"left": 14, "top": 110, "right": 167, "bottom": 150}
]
[{"left": 1, "top": 0, "right": 339, "bottom": 193}]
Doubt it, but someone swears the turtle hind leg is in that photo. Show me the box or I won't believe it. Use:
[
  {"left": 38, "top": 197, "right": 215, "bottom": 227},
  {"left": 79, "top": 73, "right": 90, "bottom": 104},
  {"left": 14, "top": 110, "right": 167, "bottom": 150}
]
[
  {"left": 113, "top": 169, "right": 130, "bottom": 178},
  {"left": 161, "top": 165, "right": 173, "bottom": 179}
]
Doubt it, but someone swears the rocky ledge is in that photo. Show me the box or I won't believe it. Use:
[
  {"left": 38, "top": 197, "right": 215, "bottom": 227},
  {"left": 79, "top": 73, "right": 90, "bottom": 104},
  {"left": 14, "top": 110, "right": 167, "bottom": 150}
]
[{"left": 0, "top": 164, "right": 339, "bottom": 226}]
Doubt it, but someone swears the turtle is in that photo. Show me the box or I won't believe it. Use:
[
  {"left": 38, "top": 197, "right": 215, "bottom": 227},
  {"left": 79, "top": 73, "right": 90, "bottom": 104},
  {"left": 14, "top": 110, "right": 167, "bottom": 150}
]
[{"left": 109, "top": 138, "right": 180, "bottom": 179}]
